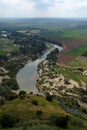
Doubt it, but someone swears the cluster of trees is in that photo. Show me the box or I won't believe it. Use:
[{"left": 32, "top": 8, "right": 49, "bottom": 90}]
[
  {"left": 12, "top": 32, "right": 47, "bottom": 60},
  {"left": 0, "top": 113, "right": 19, "bottom": 128},
  {"left": 0, "top": 89, "right": 27, "bottom": 105},
  {"left": 46, "top": 48, "right": 59, "bottom": 64},
  {"left": 38, "top": 36, "right": 62, "bottom": 46},
  {"left": 0, "top": 85, "right": 17, "bottom": 101},
  {"left": 2, "top": 78, "right": 19, "bottom": 90}
]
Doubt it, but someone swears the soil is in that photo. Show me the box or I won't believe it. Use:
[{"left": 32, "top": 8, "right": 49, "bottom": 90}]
[{"left": 57, "top": 38, "right": 87, "bottom": 65}]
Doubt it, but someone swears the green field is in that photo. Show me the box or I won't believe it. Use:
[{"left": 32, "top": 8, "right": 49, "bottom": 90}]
[
  {"left": 0, "top": 39, "right": 19, "bottom": 55},
  {"left": 41, "top": 29, "right": 87, "bottom": 40},
  {"left": 69, "top": 44, "right": 87, "bottom": 56},
  {"left": 58, "top": 29, "right": 87, "bottom": 40}
]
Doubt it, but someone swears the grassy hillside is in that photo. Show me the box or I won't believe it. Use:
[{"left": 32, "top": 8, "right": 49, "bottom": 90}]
[{"left": 0, "top": 94, "right": 87, "bottom": 130}]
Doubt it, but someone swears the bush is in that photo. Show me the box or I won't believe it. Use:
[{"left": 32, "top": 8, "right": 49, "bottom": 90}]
[
  {"left": 49, "top": 114, "right": 69, "bottom": 128},
  {"left": 4, "top": 92, "right": 17, "bottom": 101},
  {"left": 55, "top": 115, "right": 69, "bottom": 128},
  {"left": 19, "top": 90, "right": 26, "bottom": 96},
  {"left": 36, "top": 110, "right": 43, "bottom": 116},
  {"left": 18, "top": 90, "right": 26, "bottom": 99},
  {"left": 0, "top": 113, "right": 18, "bottom": 128},
  {"left": 46, "top": 94, "right": 53, "bottom": 102},
  {"left": 19, "top": 94, "right": 25, "bottom": 100},
  {"left": 32, "top": 100, "right": 38, "bottom": 105}
]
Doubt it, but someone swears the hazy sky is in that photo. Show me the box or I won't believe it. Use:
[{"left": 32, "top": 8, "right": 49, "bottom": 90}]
[{"left": 0, "top": 0, "right": 87, "bottom": 18}]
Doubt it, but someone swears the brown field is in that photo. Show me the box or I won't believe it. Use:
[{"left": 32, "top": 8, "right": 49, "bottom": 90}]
[{"left": 57, "top": 38, "right": 87, "bottom": 65}]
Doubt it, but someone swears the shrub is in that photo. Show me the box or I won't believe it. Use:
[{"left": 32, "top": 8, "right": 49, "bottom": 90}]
[
  {"left": 19, "top": 94, "right": 25, "bottom": 100},
  {"left": 18, "top": 90, "right": 26, "bottom": 99},
  {"left": 32, "top": 100, "right": 38, "bottom": 105},
  {"left": 19, "top": 90, "right": 26, "bottom": 96},
  {"left": 46, "top": 94, "right": 53, "bottom": 102},
  {"left": 0, "top": 113, "right": 18, "bottom": 128},
  {"left": 55, "top": 115, "right": 69, "bottom": 128},
  {"left": 4, "top": 92, "right": 17, "bottom": 101},
  {"left": 36, "top": 110, "right": 43, "bottom": 116},
  {"left": 49, "top": 114, "right": 69, "bottom": 128}
]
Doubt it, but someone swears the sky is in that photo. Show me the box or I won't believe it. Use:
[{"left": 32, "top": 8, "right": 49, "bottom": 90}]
[{"left": 0, "top": 0, "right": 87, "bottom": 18}]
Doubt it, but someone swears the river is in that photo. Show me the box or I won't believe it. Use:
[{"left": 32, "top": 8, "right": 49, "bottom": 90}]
[{"left": 16, "top": 45, "right": 63, "bottom": 94}]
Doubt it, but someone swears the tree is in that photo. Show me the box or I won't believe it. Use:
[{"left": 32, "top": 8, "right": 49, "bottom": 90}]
[
  {"left": 0, "top": 113, "right": 17, "bottom": 128},
  {"left": 49, "top": 114, "right": 69, "bottom": 128},
  {"left": 55, "top": 115, "right": 69, "bottom": 128},
  {"left": 32, "top": 100, "right": 38, "bottom": 105},
  {"left": 46, "top": 94, "right": 53, "bottom": 102},
  {"left": 18, "top": 90, "right": 26, "bottom": 99},
  {"left": 36, "top": 110, "right": 43, "bottom": 116}
]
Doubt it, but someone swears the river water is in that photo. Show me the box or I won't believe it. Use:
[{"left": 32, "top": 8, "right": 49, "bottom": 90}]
[{"left": 16, "top": 45, "right": 63, "bottom": 93}]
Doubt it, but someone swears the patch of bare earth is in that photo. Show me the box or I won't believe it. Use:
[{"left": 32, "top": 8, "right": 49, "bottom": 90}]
[{"left": 57, "top": 38, "right": 87, "bottom": 65}]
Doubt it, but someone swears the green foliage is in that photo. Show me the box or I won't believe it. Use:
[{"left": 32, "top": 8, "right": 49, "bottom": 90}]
[
  {"left": 18, "top": 90, "right": 26, "bottom": 99},
  {"left": 4, "top": 91, "right": 17, "bottom": 101},
  {"left": 82, "top": 50, "right": 87, "bottom": 56},
  {"left": 13, "top": 33, "right": 47, "bottom": 60},
  {"left": 46, "top": 94, "right": 53, "bottom": 102},
  {"left": 0, "top": 113, "right": 18, "bottom": 128},
  {"left": 2, "top": 78, "right": 19, "bottom": 90},
  {"left": 49, "top": 114, "right": 69, "bottom": 128},
  {"left": 32, "top": 100, "right": 38, "bottom": 105},
  {"left": 55, "top": 115, "right": 69, "bottom": 128},
  {"left": 46, "top": 48, "right": 59, "bottom": 65},
  {"left": 0, "top": 85, "right": 17, "bottom": 101},
  {"left": 36, "top": 110, "right": 43, "bottom": 116}
]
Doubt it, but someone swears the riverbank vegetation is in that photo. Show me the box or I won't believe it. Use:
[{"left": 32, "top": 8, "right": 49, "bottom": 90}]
[{"left": 0, "top": 28, "right": 62, "bottom": 101}]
